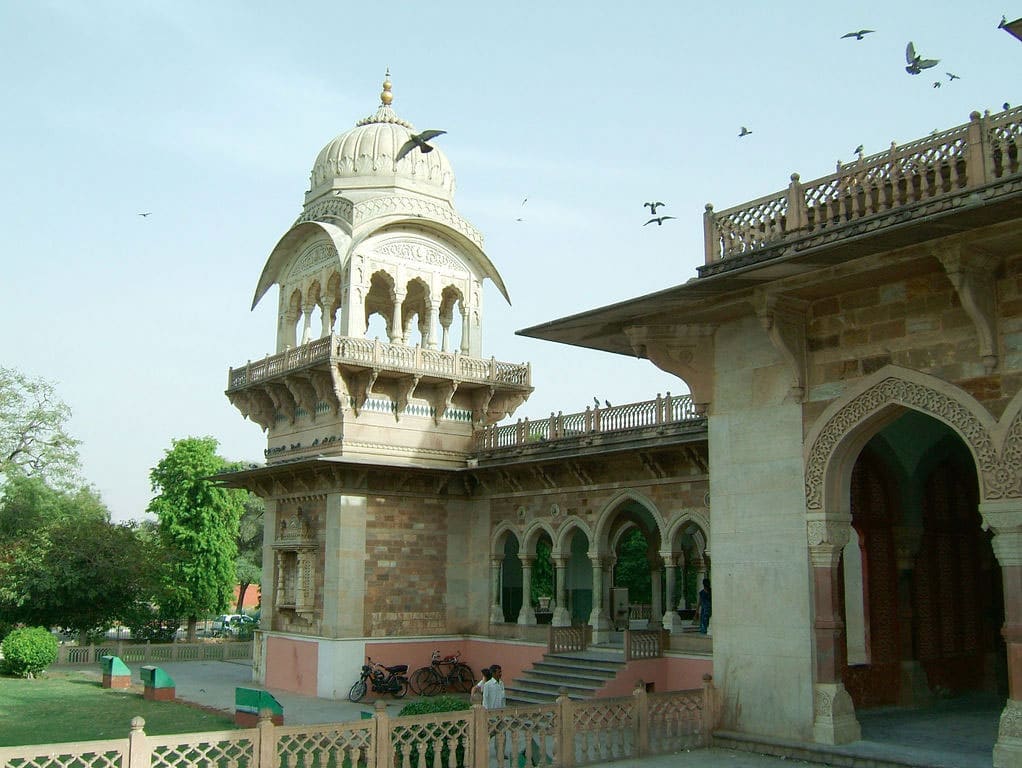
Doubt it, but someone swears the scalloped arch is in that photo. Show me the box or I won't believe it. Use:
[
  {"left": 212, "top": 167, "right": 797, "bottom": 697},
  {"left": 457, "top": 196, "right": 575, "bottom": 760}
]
[
  {"left": 553, "top": 518, "right": 593, "bottom": 557},
  {"left": 251, "top": 222, "right": 351, "bottom": 310},
  {"left": 591, "top": 489, "right": 667, "bottom": 555},
  {"left": 521, "top": 520, "right": 557, "bottom": 552}
]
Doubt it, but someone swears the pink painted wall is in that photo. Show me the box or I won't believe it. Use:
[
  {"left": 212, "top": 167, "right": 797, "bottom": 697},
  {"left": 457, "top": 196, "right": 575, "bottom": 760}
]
[
  {"left": 597, "top": 656, "right": 713, "bottom": 698},
  {"left": 266, "top": 635, "right": 318, "bottom": 695},
  {"left": 366, "top": 638, "right": 548, "bottom": 688}
]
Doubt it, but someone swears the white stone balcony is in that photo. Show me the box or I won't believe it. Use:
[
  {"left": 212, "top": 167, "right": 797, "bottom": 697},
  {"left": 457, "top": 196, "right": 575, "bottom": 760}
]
[
  {"left": 703, "top": 105, "right": 1022, "bottom": 273},
  {"left": 226, "top": 334, "right": 532, "bottom": 430}
]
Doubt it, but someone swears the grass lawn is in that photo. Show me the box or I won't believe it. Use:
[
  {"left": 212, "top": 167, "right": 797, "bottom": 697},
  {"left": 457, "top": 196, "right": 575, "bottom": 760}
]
[{"left": 0, "top": 669, "right": 238, "bottom": 747}]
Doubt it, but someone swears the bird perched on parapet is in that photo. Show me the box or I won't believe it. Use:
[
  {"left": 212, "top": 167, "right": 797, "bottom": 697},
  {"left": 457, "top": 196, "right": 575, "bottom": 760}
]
[
  {"left": 841, "top": 29, "right": 874, "bottom": 40},
  {"left": 905, "top": 42, "right": 939, "bottom": 75},
  {"left": 946, "top": 72, "right": 960, "bottom": 81},
  {"left": 738, "top": 126, "right": 752, "bottom": 137},
  {"left": 1005, "top": 103, "right": 1012, "bottom": 111},
  {"left": 644, "top": 201, "right": 666, "bottom": 213},
  {"left": 644, "top": 216, "right": 676, "bottom": 226},
  {"left": 395, "top": 129, "right": 447, "bottom": 162},
  {"left": 854, "top": 144, "right": 864, "bottom": 155},
  {"left": 593, "top": 397, "right": 600, "bottom": 407},
  {"left": 604, "top": 400, "right": 612, "bottom": 408}
]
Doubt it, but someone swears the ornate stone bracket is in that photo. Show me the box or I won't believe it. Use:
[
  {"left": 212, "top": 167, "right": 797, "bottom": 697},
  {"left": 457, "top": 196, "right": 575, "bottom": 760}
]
[
  {"left": 471, "top": 386, "right": 495, "bottom": 426},
  {"left": 264, "top": 382, "right": 296, "bottom": 425},
  {"left": 532, "top": 465, "right": 556, "bottom": 489},
  {"left": 286, "top": 376, "right": 320, "bottom": 421},
  {"left": 309, "top": 370, "right": 343, "bottom": 415},
  {"left": 934, "top": 241, "right": 1001, "bottom": 373},
  {"left": 227, "top": 389, "right": 276, "bottom": 431},
  {"left": 753, "top": 291, "right": 809, "bottom": 403},
  {"left": 371, "top": 374, "right": 420, "bottom": 421},
  {"left": 623, "top": 324, "right": 716, "bottom": 413},
  {"left": 418, "top": 380, "right": 459, "bottom": 425},
  {"left": 337, "top": 367, "right": 379, "bottom": 416},
  {"left": 638, "top": 451, "right": 666, "bottom": 479}
]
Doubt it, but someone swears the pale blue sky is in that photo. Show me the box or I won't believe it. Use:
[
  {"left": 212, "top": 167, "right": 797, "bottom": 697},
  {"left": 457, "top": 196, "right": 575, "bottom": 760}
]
[{"left": 1, "top": 1, "right": 1017, "bottom": 521}]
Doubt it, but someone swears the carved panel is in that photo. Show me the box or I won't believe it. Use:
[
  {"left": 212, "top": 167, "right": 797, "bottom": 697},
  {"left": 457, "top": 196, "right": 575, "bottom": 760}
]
[
  {"left": 286, "top": 242, "right": 337, "bottom": 281},
  {"left": 375, "top": 239, "right": 466, "bottom": 271}
]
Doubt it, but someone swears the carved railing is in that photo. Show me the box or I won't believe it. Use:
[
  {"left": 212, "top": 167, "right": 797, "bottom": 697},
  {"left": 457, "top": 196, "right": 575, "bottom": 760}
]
[
  {"left": 548, "top": 624, "right": 592, "bottom": 654},
  {"left": 474, "top": 392, "right": 702, "bottom": 451},
  {"left": 0, "top": 681, "right": 720, "bottom": 768},
  {"left": 624, "top": 629, "right": 665, "bottom": 661},
  {"left": 705, "top": 106, "right": 1022, "bottom": 263},
  {"left": 228, "top": 334, "right": 531, "bottom": 390},
  {"left": 56, "top": 640, "right": 253, "bottom": 665}
]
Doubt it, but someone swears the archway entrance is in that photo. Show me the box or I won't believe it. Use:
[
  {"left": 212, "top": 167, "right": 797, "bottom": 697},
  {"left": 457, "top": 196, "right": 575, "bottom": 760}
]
[{"left": 840, "top": 411, "right": 1006, "bottom": 710}]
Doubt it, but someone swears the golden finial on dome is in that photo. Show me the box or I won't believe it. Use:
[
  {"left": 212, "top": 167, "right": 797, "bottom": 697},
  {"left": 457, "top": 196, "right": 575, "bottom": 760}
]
[{"left": 381, "top": 68, "right": 393, "bottom": 106}]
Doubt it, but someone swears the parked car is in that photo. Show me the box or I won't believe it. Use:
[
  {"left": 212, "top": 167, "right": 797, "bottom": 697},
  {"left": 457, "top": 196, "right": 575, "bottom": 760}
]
[{"left": 210, "top": 614, "right": 257, "bottom": 637}]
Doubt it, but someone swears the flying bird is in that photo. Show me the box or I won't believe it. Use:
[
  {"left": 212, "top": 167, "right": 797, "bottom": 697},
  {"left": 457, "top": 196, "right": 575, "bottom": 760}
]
[
  {"left": 841, "top": 29, "right": 874, "bottom": 40},
  {"left": 138, "top": 212, "right": 151, "bottom": 217},
  {"left": 933, "top": 81, "right": 942, "bottom": 89},
  {"left": 905, "top": 42, "right": 939, "bottom": 75},
  {"left": 515, "top": 217, "right": 525, "bottom": 222},
  {"left": 644, "top": 216, "right": 676, "bottom": 226},
  {"left": 946, "top": 72, "right": 960, "bottom": 81},
  {"left": 395, "top": 129, "right": 447, "bottom": 162},
  {"left": 738, "top": 126, "right": 752, "bottom": 137},
  {"left": 853, "top": 144, "right": 864, "bottom": 155},
  {"left": 999, "top": 15, "right": 1007, "bottom": 28},
  {"left": 643, "top": 201, "right": 666, "bottom": 214},
  {"left": 521, "top": 196, "right": 528, "bottom": 206}
]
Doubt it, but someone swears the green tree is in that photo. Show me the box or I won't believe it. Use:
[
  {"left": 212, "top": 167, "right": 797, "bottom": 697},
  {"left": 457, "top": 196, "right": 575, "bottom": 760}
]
[
  {"left": 0, "top": 367, "right": 80, "bottom": 488},
  {"left": 530, "top": 537, "right": 554, "bottom": 606},
  {"left": 148, "top": 437, "right": 246, "bottom": 641},
  {"left": 0, "top": 477, "right": 151, "bottom": 639},
  {"left": 614, "top": 528, "right": 652, "bottom": 604},
  {"left": 235, "top": 494, "right": 264, "bottom": 613}
]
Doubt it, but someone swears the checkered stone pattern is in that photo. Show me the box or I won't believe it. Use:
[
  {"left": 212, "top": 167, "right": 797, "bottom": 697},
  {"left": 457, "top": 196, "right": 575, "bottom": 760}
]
[
  {"left": 149, "top": 734, "right": 254, "bottom": 768},
  {"left": 277, "top": 724, "right": 373, "bottom": 768},
  {"left": 488, "top": 706, "right": 557, "bottom": 767},
  {"left": 648, "top": 691, "right": 704, "bottom": 751},
  {"left": 390, "top": 713, "right": 472, "bottom": 768},
  {"left": 571, "top": 699, "right": 635, "bottom": 764}
]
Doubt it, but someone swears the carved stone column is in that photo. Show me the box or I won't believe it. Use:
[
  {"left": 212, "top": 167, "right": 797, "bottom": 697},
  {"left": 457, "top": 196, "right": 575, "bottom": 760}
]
[
  {"left": 808, "top": 518, "right": 861, "bottom": 745},
  {"left": 390, "top": 292, "right": 405, "bottom": 344},
  {"left": 893, "top": 524, "right": 928, "bottom": 705},
  {"left": 426, "top": 301, "right": 440, "bottom": 350},
  {"left": 518, "top": 556, "right": 537, "bottom": 626},
  {"left": 553, "top": 558, "right": 571, "bottom": 627},
  {"left": 489, "top": 557, "right": 505, "bottom": 624},
  {"left": 589, "top": 556, "right": 610, "bottom": 641},
  {"left": 980, "top": 501, "right": 1022, "bottom": 768},
  {"left": 649, "top": 560, "right": 664, "bottom": 630},
  {"left": 662, "top": 554, "right": 684, "bottom": 633},
  {"left": 459, "top": 306, "right": 470, "bottom": 355}
]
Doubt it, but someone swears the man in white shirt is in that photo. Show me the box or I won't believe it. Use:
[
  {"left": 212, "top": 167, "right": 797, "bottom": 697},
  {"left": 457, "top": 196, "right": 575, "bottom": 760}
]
[{"left": 482, "top": 664, "right": 506, "bottom": 709}]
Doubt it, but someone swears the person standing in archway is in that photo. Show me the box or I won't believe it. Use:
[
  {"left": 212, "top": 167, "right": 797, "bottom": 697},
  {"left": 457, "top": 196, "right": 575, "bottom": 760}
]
[{"left": 697, "top": 579, "right": 712, "bottom": 634}]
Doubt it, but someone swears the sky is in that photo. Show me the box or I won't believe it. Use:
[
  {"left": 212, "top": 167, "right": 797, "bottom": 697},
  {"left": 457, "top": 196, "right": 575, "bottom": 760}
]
[{"left": 1, "top": 1, "right": 1018, "bottom": 522}]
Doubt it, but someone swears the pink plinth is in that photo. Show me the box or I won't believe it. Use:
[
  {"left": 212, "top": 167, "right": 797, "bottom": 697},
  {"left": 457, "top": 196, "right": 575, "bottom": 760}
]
[{"left": 102, "top": 674, "right": 131, "bottom": 690}]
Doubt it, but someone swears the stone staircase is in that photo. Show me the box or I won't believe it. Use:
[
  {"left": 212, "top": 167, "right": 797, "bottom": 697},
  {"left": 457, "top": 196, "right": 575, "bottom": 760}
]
[{"left": 505, "top": 648, "right": 626, "bottom": 705}]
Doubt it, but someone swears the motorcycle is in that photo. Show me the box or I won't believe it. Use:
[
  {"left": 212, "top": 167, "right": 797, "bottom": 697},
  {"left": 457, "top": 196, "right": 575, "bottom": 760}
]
[{"left": 348, "top": 657, "right": 410, "bottom": 702}]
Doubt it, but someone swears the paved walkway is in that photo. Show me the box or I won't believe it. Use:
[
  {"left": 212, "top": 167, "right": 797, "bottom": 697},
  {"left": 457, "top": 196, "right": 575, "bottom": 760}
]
[{"left": 62, "top": 661, "right": 997, "bottom": 767}]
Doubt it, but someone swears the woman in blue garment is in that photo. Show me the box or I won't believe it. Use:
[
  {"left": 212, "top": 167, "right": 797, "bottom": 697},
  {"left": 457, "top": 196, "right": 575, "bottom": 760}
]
[{"left": 697, "top": 579, "right": 712, "bottom": 634}]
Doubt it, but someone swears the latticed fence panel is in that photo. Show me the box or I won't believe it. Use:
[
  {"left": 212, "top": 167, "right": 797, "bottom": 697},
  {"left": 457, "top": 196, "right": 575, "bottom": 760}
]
[
  {"left": 0, "top": 743, "right": 126, "bottom": 768},
  {"left": 148, "top": 732, "right": 254, "bottom": 768},
  {"left": 488, "top": 705, "right": 558, "bottom": 768},
  {"left": 390, "top": 711, "right": 473, "bottom": 768},
  {"left": 277, "top": 723, "right": 374, "bottom": 768},
  {"left": 570, "top": 698, "right": 635, "bottom": 765},
  {"left": 647, "top": 690, "right": 706, "bottom": 752}
]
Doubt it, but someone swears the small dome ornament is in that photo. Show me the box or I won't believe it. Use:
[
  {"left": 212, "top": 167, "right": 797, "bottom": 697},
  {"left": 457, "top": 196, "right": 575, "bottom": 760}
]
[{"left": 381, "top": 69, "right": 393, "bottom": 106}]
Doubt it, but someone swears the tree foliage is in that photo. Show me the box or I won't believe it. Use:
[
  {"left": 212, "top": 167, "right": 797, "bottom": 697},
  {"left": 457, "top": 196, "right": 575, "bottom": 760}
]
[
  {"left": 0, "top": 477, "right": 154, "bottom": 639},
  {"left": 0, "top": 368, "right": 80, "bottom": 488},
  {"left": 530, "top": 537, "right": 554, "bottom": 606},
  {"left": 614, "top": 528, "right": 652, "bottom": 604},
  {"left": 1, "top": 627, "right": 58, "bottom": 678},
  {"left": 148, "top": 437, "right": 246, "bottom": 636},
  {"left": 235, "top": 494, "right": 264, "bottom": 613}
]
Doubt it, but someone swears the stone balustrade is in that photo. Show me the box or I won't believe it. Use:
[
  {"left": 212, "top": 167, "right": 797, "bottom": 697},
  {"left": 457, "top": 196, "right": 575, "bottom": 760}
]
[
  {"left": 228, "top": 334, "right": 531, "bottom": 392},
  {"left": 474, "top": 392, "right": 702, "bottom": 451},
  {"left": 56, "top": 640, "right": 253, "bottom": 665},
  {"left": 704, "top": 105, "right": 1022, "bottom": 266}
]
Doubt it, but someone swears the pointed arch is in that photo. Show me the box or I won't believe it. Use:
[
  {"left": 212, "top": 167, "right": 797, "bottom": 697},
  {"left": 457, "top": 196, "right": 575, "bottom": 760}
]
[
  {"left": 490, "top": 523, "right": 520, "bottom": 559},
  {"left": 591, "top": 489, "right": 667, "bottom": 554},
  {"left": 522, "top": 520, "right": 556, "bottom": 552},
  {"left": 664, "top": 509, "right": 710, "bottom": 552},
  {"left": 554, "top": 518, "right": 593, "bottom": 558},
  {"left": 804, "top": 365, "right": 1000, "bottom": 510}
]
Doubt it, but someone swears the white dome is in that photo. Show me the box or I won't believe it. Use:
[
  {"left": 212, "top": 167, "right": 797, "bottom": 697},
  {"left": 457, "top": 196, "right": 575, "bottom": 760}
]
[{"left": 309, "top": 100, "right": 455, "bottom": 199}]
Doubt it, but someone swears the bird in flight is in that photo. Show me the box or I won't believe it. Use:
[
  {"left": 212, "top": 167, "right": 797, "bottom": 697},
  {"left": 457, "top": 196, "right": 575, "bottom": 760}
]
[
  {"left": 738, "top": 126, "right": 752, "bottom": 137},
  {"left": 933, "top": 81, "right": 942, "bottom": 89},
  {"left": 395, "top": 129, "right": 447, "bottom": 162},
  {"left": 999, "top": 15, "right": 1007, "bottom": 28},
  {"left": 645, "top": 216, "right": 676, "bottom": 226},
  {"left": 853, "top": 144, "right": 864, "bottom": 155},
  {"left": 644, "top": 201, "right": 666, "bottom": 214},
  {"left": 521, "top": 196, "right": 528, "bottom": 206},
  {"left": 138, "top": 212, "right": 152, "bottom": 217},
  {"left": 905, "top": 42, "right": 939, "bottom": 75},
  {"left": 841, "top": 29, "right": 874, "bottom": 40},
  {"left": 946, "top": 72, "right": 960, "bottom": 81},
  {"left": 515, "top": 217, "right": 525, "bottom": 222}
]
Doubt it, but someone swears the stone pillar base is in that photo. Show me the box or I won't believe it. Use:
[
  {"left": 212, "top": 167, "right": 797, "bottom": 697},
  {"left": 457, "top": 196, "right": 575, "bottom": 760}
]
[
  {"left": 662, "top": 611, "right": 685, "bottom": 634},
  {"left": 898, "top": 660, "right": 932, "bottom": 706},
  {"left": 489, "top": 604, "right": 505, "bottom": 624},
  {"left": 517, "top": 607, "right": 537, "bottom": 626},
  {"left": 812, "top": 683, "right": 861, "bottom": 745},
  {"left": 994, "top": 699, "right": 1022, "bottom": 768},
  {"left": 552, "top": 607, "right": 571, "bottom": 627}
]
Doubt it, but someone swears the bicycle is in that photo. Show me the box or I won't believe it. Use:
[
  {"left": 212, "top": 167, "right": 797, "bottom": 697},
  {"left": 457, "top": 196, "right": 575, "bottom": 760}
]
[{"left": 409, "top": 650, "right": 474, "bottom": 696}]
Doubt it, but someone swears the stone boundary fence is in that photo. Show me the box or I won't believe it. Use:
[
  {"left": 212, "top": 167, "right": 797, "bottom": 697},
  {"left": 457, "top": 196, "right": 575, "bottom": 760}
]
[
  {"left": 56, "top": 641, "right": 254, "bottom": 665},
  {"left": 0, "top": 679, "right": 720, "bottom": 768}
]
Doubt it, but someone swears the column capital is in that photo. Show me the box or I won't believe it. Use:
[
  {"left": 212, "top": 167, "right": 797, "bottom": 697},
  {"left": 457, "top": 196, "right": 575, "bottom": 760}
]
[{"left": 980, "top": 501, "right": 1022, "bottom": 567}]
